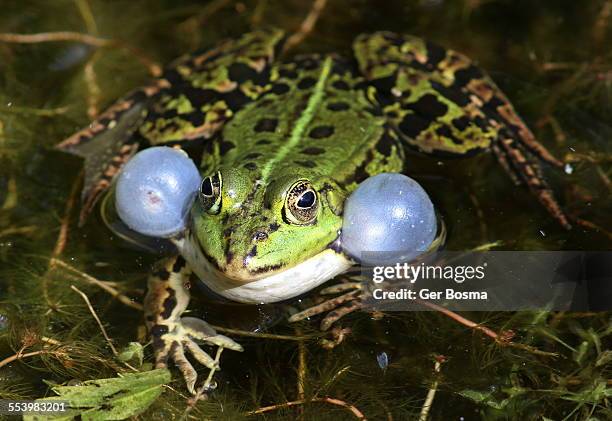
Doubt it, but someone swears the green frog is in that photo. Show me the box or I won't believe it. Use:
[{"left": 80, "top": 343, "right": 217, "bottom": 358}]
[{"left": 57, "top": 28, "right": 569, "bottom": 393}]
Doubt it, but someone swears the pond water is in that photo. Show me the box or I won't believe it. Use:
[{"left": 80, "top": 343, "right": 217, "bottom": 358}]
[{"left": 0, "top": 1, "right": 610, "bottom": 420}]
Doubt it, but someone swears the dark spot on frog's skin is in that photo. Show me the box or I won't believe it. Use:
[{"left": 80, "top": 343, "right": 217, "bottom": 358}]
[
  {"left": 332, "top": 80, "right": 350, "bottom": 90},
  {"left": 228, "top": 62, "right": 258, "bottom": 82},
  {"left": 301, "top": 147, "right": 325, "bottom": 155},
  {"left": 279, "top": 69, "right": 298, "bottom": 79},
  {"left": 436, "top": 125, "right": 462, "bottom": 144},
  {"left": 487, "top": 95, "right": 505, "bottom": 109},
  {"left": 271, "top": 83, "right": 290, "bottom": 95},
  {"left": 160, "top": 288, "right": 177, "bottom": 319},
  {"left": 254, "top": 118, "right": 278, "bottom": 133},
  {"left": 153, "top": 269, "right": 170, "bottom": 281},
  {"left": 244, "top": 152, "right": 262, "bottom": 160},
  {"left": 220, "top": 140, "right": 235, "bottom": 154},
  {"left": 309, "top": 125, "right": 335, "bottom": 139},
  {"left": 399, "top": 113, "right": 431, "bottom": 140},
  {"left": 157, "top": 104, "right": 177, "bottom": 118},
  {"left": 244, "top": 246, "right": 258, "bottom": 266},
  {"left": 150, "top": 324, "right": 169, "bottom": 337},
  {"left": 365, "top": 106, "right": 384, "bottom": 117},
  {"left": 371, "top": 76, "right": 396, "bottom": 93},
  {"left": 172, "top": 256, "right": 186, "bottom": 273},
  {"left": 430, "top": 81, "right": 470, "bottom": 107},
  {"left": 373, "top": 91, "right": 395, "bottom": 108},
  {"left": 224, "top": 89, "right": 252, "bottom": 111},
  {"left": 244, "top": 162, "right": 258, "bottom": 170},
  {"left": 162, "top": 68, "right": 182, "bottom": 85},
  {"left": 452, "top": 65, "right": 484, "bottom": 87},
  {"left": 297, "top": 77, "right": 317, "bottom": 90},
  {"left": 253, "top": 231, "right": 268, "bottom": 241},
  {"left": 256, "top": 139, "right": 271, "bottom": 145},
  {"left": 327, "top": 102, "right": 350, "bottom": 111},
  {"left": 269, "top": 222, "right": 280, "bottom": 232},
  {"left": 410, "top": 94, "right": 449, "bottom": 119},
  {"left": 226, "top": 251, "right": 234, "bottom": 265},
  {"left": 375, "top": 131, "right": 396, "bottom": 155},
  {"left": 451, "top": 116, "right": 471, "bottom": 131},
  {"left": 251, "top": 263, "right": 283, "bottom": 274},
  {"left": 184, "top": 87, "right": 217, "bottom": 108},
  {"left": 294, "top": 160, "right": 317, "bottom": 168},
  {"left": 425, "top": 41, "right": 447, "bottom": 67},
  {"left": 223, "top": 226, "right": 235, "bottom": 237},
  {"left": 184, "top": 111, "right": 205, "bottom": 126},
  {"left": 145, "top": 315, "right": 155, "bottom": 322},
  {"left": 221, "top": 213, "right": 230, "bottom": 225}
]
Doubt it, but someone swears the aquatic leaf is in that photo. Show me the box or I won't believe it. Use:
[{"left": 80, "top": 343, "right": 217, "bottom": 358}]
[
  {"left": 457, "top": 390, "right": 506, "bottom": 410},
  {"left": 117, "top": 341, "right": 144, "bottom": 367},
  {"left": 23, "top": 368, "right": 171, "bottom": 420}
]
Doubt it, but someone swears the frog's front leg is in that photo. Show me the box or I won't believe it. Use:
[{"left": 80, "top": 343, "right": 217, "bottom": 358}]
[{"left": 144, "top": 255, "right": 243, "bottom": 394}]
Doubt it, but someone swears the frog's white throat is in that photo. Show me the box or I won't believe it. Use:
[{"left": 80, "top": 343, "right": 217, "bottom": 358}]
[{"left": 172, "top": 232, "right": 354, "bottom": 304}]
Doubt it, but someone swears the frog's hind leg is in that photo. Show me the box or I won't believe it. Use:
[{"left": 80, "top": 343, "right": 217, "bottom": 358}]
[
  {"left": 145, "top": 255, "right": 242, "bottom": 394},
  {"left": 353, "top": 32, "right": 570, "bottom": 228},
  {"left": 57, "top": 28, "right": 286, "bottom": 224}
]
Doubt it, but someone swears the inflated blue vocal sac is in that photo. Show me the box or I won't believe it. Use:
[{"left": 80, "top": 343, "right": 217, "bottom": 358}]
[
  {"left": 341, "top": 173, "right": 437, "bottom": 265},
  {"left": 115, "top": 147, "right": 201, "bottom": 238}
]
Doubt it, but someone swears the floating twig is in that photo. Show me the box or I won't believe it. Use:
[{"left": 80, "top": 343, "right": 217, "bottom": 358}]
[
  {"left": 283, "top": 0, "right": 328, "bottom": 52},
  {"left": 0, "top": 31, "right": 110, "bottom": 47},
  {"left": 246, "top": 396, "right": 366, "bottom": 419},
  {"left": 0, "top": 350, "right": 58, "bottom": 370},
  {"left": 0, "top": 31, "right": 161, "bottom": 76}
]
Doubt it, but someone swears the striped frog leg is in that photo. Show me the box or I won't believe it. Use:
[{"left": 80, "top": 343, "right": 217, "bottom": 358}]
[
  {"left": 353, "top": 32, "right": 570, "bottom": 229},
  {"left": 144, "top": 256, "right": 242, "bottom": 394}
]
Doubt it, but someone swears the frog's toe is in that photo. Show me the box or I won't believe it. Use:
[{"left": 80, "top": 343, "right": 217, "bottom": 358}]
[
  {"left": 289, "top": 282, "right": 365, "bottom": 331},
  {"left": 171, "top": 342, "right": 199, "bottom": 394},
  {"left": 181, "top": 317, "right": 243, "bottom": 352}
]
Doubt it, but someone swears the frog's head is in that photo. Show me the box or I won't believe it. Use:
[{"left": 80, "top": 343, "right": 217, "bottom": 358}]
[{"left": 190, "top": 166, "right": 347, "bottom": 284}]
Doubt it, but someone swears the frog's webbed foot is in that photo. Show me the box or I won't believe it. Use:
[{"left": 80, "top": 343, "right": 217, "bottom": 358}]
[
  {"left": 152, "top": 316, "right": 242, "bottom": 394},
  {"left": 145, "top": 256, "right": 242, "bottom": 394},
  {"left": 289, "top": 282, "right": 366, "bottom": 331}
]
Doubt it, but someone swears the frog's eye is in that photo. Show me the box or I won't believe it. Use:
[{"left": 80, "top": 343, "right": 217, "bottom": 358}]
[
  {"left": 199, "top": 171, "right": 222, "bottom": 214},
  {"left": 285, "top": 180, "right": 318, "bottom": 225}
]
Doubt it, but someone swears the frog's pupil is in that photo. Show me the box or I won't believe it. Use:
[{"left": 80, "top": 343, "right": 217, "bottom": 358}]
[
  {"left": 297, "top": 191, "right": 315, "bottom": 208},
  {"left": 201, "top": 178, "right": 213, "bottom": 196}
]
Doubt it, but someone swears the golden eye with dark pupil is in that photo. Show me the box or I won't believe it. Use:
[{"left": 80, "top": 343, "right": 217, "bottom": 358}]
[
  {"left": 285, "top": 180, "right": 318, "bottom": 225},
  {"left": 199, "top": 172, "right": 222, "bottom": 213}
]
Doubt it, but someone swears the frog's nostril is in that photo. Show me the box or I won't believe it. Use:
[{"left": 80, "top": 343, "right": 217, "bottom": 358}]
[{"left": 253, "top": 231, "right": 268, "bottom": 241}]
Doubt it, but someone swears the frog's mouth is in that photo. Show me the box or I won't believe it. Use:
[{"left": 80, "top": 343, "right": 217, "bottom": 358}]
[{"left": 172, "top": 231, "right": 353, "bottom": 304}]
